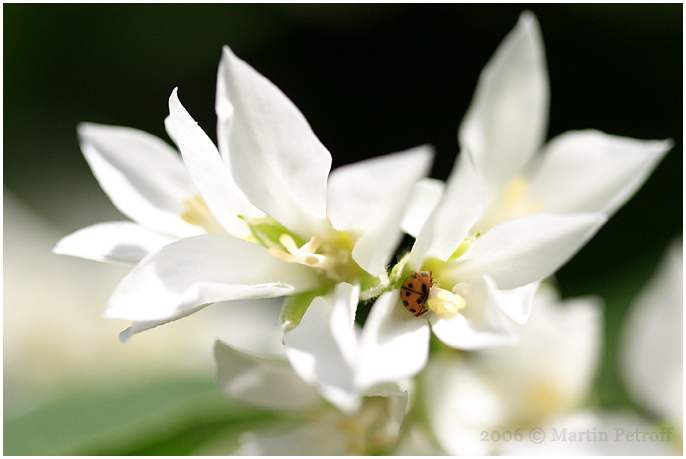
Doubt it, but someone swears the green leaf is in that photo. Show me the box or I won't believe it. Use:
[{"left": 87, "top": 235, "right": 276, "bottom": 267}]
[{"left": 3, "top": 378, "right": 280, "bottom": 455}]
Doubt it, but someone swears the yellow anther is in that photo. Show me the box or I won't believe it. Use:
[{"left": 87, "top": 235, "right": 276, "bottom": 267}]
[
  {"left": 427, "top": 288, "right": 466, "bottom": 316},
  {"left": 180, "top": 194, "right": 225, "bottom": 233}
]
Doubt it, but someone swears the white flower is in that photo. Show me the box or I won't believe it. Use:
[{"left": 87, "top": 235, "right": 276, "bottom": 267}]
[
  {"left": 620, "top": 238, "right": 683, "bottom": 430},
  {"left": 422, "top": 283, "right": 603, "bottom": 455},
  {"left": 283, "top": 282, "right": 428, "bottom": 412},
  {"left": 212, "top": 339, "right": 409, "bottom": 455},
  {"left": 54, "top": 46, "right": 433, "bottom": 341},
  {"left": 500, "top": 240, "right": 683, "bottom": 456},
  {"left": 395, "top": 11, "right": 671, "bottom": 354}
]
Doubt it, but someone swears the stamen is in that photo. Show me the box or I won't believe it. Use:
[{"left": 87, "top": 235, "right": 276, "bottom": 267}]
[
  {"left": 500, "top": 176, "right": 544, "bottom": 222},
  {"left": 180, "top": 195, "right": 225, "bottom": 233},
  {"left": 426, "top": 287, "right": 466, "bottom": 316},
  {"left": 269, "top": 235, "right": 328, "bottom": 268}
]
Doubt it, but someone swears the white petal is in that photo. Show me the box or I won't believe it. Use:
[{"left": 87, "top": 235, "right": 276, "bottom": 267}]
[
  {"left": 400, "top": 178, "right": 444, "bottom": 238},
  {"left": 53, "top": 221, "right": 178, "bottom": 265},
  {"left": 105, "top": 234, "right": 319, "bottom": 322},
  {"left": 448, "top": 212, "right": 607, "bottom": 290},
  {"left": 235, "top": 419, "right": 351, "bottom": 455},
  {"left": 527, "top": 130, "right": 672, "bottom": 216},
  {"left": 458, "top": 12, "right": 549, "bottom": 195},
  {"left": 163, "top": 114, "right": 177, "bottom": 146},
  {"left": 328, "top": 146, "right": 434, "bottom": 275},
  {"left": 423, "top": 357, "right": 505, "bottom": 455},
  {"left": 329, "top": 283, "right": 361, "bottom": 369},
  {"left": 214, "top": 340, "right": 321, "bottom": 411},
  {"left": 620, "top": 239, "right": 683, "bottom": 426},
  {"left": 168, "top": 89, "right": 262, "bottom": 237},
  {"left": 492, "top": 279, "right": 540, "bottom": 325},
  {"left": 354, "top": 290, "right": 430, "bottom": 390},
  {"left": 283, "top": 290, "right": 360, "bottom": 413},
  {"left": 118, "top": 297, "right": 293, "bottom": 346},
  {"left": 77, "top": 123, "right": 199, "bottom": 237},
  {"left": 216, "top": 46, "right": 331, "bottom": 236},
  {"left": 480, "top": 283, "right": 603, "bottom": 420},
  {"left": 429, "top": 276, "right": 518, "bottom": 350},
  {"left": 410, "top": 150, "right": 484, "bottom": 269},
  {"left": 212, "top": 298, "right": 289, "bottom": 358}
]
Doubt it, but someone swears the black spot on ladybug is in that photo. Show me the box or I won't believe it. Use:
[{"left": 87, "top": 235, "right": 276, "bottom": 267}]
[
  {"left": 417, "top": 297, "right": 425, "bottom": 303},
  {"left": 407, "top": 282, "right": 413, "bottom": 289},
  {"left": 405, "top": 291, "right": 411, "bottom": 296},
  {"left": 421, "top": 272, "right": 428, "bottom": 277},
  {"left": 421, "top": 283, "right": 427, "bottom": 293},
  {"left": 409, "top": 308, "right": 416, "bottom": 313},
  {"left": 412, "top": 273, "right": 418, "bottom": 278},
  {"left": 403, "top": 300, "right": 409, "bottom": 306}
]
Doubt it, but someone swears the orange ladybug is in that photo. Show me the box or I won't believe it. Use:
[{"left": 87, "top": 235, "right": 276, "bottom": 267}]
[{"left": 401, "top": 271, "right": 434, "bottom": 317}]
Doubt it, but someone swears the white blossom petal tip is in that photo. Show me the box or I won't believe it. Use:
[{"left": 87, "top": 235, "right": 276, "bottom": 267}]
[
  {"left": 75, "top": 122, "right": 199, "bottom": 237},
  {"left": 528, "top": 130, "right": 673, "bottom": 216},
  {"left": 217, "top": 45, "right": 332, "bottom": 236},
  {"left": 458, "top": 9, "right": 548, "bottom": 193}
]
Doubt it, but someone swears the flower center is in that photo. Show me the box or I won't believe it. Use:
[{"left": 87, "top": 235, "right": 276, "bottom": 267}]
[
  {"left": 179, "top": 194, "right": 225, "bottom": 233},
  {"left": 500, "top": 176, "right": 543, "bottom": 221},
  {"left": 269, "top": 234, "right": 328, "bottom": 269},
  {"left": 241, "top": 215, "right": 362, "bottom": 283},
  {"left": 334, "top": 397, "right": 398, "bottom": 454},
  {"left": 426, "top": 286, "right": 467, "bottom": 316},
  {"left": 475, "top": 176, "right": 544, "bottom": 232}
]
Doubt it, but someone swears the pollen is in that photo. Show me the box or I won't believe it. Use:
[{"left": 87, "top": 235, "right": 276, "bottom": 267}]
[{"left": 426, "top": 288, "right": 466, "bottom": 316}]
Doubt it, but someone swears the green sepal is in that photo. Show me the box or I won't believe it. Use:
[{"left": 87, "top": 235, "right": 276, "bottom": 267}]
[
  {"left": 280, "top": 288, "right": 328, "bottom": 333},
  {"left": 238, "top": 215, "right": 305, "bottom": 249},
  {"left": 359, "top": 269, "right": 390, "bottom": 302}
]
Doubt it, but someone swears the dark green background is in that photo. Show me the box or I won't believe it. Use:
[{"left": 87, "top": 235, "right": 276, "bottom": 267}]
[{"left": 4, "top": 4, "right": 682, "bottom": 454}]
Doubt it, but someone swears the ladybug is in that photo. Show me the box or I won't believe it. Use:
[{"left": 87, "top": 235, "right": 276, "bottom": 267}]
[{"left": 401, "top": 271, "right": 434, "bottom": 317}]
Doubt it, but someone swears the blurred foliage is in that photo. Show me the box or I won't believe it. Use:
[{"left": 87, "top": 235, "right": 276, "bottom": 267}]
[
  {"left": 4, "top": 3, "right": 682, "bottom": 455},
  {"left": 4, "top": 378, "right": 289, "bottom": 455}
]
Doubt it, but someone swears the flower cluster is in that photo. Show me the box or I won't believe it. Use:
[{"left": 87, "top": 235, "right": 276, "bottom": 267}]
[{"left": 55, "top": 12, "right": 676, "bottom": 455}]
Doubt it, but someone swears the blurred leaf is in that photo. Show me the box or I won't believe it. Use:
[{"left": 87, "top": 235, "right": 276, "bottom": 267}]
[{"left": 4, "top": 378, "right": 280, "bottom": 455}]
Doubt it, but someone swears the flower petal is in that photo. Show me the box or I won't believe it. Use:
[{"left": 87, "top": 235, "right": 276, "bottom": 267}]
[
  {"left": 329, "top": 283, "right": 360, "bottom": 369},
  {"left": 410, "top": 150, "right": 483, "bottom": 270},
  {"left": 354, "top": 290, "right": 431, "bottom": 390},
  {"left": 216, "top": 46, "right": 331, "bottom": 236},
  {"left": 77, "top": 123, "right": 199, "bottom": 237},
  {"left": 105, "top": 233, "right": 319, "bottom": 322},
  {"left": 235, "top": 418, "right": 352, "bottom": 455},
  {"left": 214, "top": 340, "right": 321, "bottom": 411},
  {"left": 620, "top": 239, "right": 683, "bottom": 426},
  {"left": 429, "top": 276, "right": 518, "bottom": 350},
  {"left": 527, "top": 130, "right": 672, "bottom": 216},
  {"left": 168, "top": 88, "right": 262, "bottom": 237},
  {"left": 283, "top": 288, "right": 361, "bottom": 413},
  {"left": 423, "top": 357, "right": 505, "bottom": 455},
  {"left": 491, "top": 279, "right": 540, "bottom": 325},
  {"left": 328, "top": 145, "right": 434, "bottom": 275},
  {"left": 458, "top": 12, "right": 549, "bottom": 195},
  {"left": 480, "top": 283, "right": 603, "bottom": 422},
  {"left": 53, "top": 221, "right": 178, "bottom": 265},
  {"left": 447, "top": 213, "right": 606, "bottom": 290},
  {"left": 400, "top": 178, "right": 444, "bottom": 238},
  {"left": 212, "top": 298, "right": 289, "bottom": 358}
]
